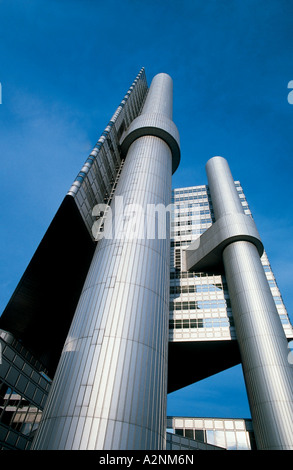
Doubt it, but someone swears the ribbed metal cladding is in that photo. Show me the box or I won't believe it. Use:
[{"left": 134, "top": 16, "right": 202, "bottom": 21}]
[
  {"left": 32, "top": 73, "right": 179, "bottom": 450},
  {"left": 206, "top": 156, "right": 293, "bottom": 450}
]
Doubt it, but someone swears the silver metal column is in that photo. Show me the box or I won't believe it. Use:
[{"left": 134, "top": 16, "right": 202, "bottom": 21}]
[
  {"left": 206, "top": 156, "right": 293, "bottom": 450},
  {"left": 32, "top": 73, "right": 180, "bottom": 450}
]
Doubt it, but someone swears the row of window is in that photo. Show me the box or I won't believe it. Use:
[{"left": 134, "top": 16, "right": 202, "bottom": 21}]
[
  {"left": 170, "top": 284, "right": 223, "bottom": 294},
  {"left": 175, "top": 209, "right": 211, "bottom": 218},
  {"left": 170, "top": 270, "right": 277, "bottom": 284},
  {"left": 170, "top": 271, "right": 221, "bottom": 279},
  {"left": 170, "top": 300, "right": 230, "bottom": 311},
  {"left": 0, "top": 335, "right": 47, "bottom": 376},
  {"left": 172, "top": 194, "right": 208, "bottom": 202},
  {"left": 169, "top": 317, "right": 234, "bottom": 329},
  {"left": 171, "top": 240, "right": 192, "bottom": 247},
  {"left": 173, "top": 187, "right": 207, "bottom": 195},
  {"left": 170, "top": 268, "right": 278, "bottom": 289},
  {"left": 172, "top": 218, "right": 212, "bottom": 226},
  {"left": 263, "top": 265, "right": 271, "bottom": 272},
  {"left": 280, "top": 315, "right": 290, "bottom": 325},
  {"left": 173, "top": 202, "right": 210, "bottom": 210},
  {"left": 172, "top": 228, "right": 209, "bottom": 237},
  {"left": 170, "top": 292, "right": 281, "bottom": 309}
]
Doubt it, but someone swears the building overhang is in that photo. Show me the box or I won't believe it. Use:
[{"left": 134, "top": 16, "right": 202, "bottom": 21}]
[
  {"left": 167, "top": 339, "right": 241, "bottom": 393},
  {"left": 184, "top": 213, "right": 264, "bottom": 273},
  {"left": 0, "top": 195, "right": 96, "bottom": 375}
]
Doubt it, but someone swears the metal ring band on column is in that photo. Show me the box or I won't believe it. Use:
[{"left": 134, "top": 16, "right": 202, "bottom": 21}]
[{"left": 120, "top": 113, "right": 181, "bottom": 174}]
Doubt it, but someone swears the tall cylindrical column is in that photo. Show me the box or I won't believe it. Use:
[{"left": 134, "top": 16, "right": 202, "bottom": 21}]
[
  {"left": 206, "top": 156, "right": 293, "bottom": 450},
  {"left": 32, "top": 74, "right": 180, "bottom": 450}
]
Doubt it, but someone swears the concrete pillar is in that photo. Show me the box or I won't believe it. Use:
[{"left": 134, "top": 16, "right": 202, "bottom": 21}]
[
  {"left": 206, "top": 156, "right": 293, "bottom": 450},
  {"left": 32, "top": 73, "right": 180, "bottom": 450}
]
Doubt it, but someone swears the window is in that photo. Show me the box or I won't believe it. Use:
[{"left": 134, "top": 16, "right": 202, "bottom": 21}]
[
  {"left": 194, "top": 430, "right": 205, "bottom": 442},
  {"left": 184, "top": 429, "right": 194, "bottom": 439}
]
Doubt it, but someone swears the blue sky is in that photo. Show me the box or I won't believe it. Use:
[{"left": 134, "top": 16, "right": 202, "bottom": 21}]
[{"left": 0, "top": 0, "right": 293, "bottom": 420}]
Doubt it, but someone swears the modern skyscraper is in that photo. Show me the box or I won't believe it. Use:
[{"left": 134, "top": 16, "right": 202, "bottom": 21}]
[{"left": 0, "top": 69, "right": 292, "bottom": 450}]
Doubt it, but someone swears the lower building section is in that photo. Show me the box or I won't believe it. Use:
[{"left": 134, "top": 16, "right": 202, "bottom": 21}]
[
  {"left": 167, "top": 416, "right": 256, "bottom": 450},
  {"left": 1, "top": 326, "right": 256, "bottom": 452}
]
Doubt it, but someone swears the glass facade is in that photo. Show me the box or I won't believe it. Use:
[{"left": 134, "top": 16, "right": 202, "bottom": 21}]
[
  {"left": 0, "top": 330, "right": 51, "bottom": 450},
  {"left": 169, "top": 183, "right": 293, "bottom": 343}
]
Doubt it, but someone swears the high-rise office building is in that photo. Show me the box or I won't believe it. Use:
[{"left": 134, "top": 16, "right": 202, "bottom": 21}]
[{"left": 0, "top": 69, "right": 292, "bottom": 450}]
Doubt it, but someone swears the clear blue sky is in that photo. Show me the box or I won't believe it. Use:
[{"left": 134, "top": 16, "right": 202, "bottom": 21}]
[{"left": 1, "top": 0, "right": 293, "bottom": 420}]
